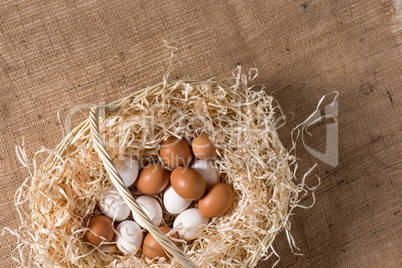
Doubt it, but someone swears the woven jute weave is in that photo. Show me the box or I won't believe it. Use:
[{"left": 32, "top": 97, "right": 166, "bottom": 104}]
[{"left": 0, "top": 0, "right": 401, "bottom": 267}]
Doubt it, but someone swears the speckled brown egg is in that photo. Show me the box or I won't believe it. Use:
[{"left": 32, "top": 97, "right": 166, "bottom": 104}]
[
  {"left": 170, "top": 167, "right": 206, "bottom": 200},
  {"left": 198, "top": 183, "right": 233, "bottom": 218},
  {"left": 191, "top": 133, "right": 218, "bottom": 159},
  {"left": 84, "top": 215, "right": 114, "bottom": 246},
  {"left": 136, "top": 163, "right": 170, "bottom": 195},
  {"left": 159, "top": 137, "right": 193, "bottom": 168},
  {"left": 143, "top": 226, "right": 179, "bottom": 259}
]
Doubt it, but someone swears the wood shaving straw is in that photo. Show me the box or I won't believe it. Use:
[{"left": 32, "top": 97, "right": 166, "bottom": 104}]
[{"left": 5, "top": 67, "right": 318, "bottom": 267}]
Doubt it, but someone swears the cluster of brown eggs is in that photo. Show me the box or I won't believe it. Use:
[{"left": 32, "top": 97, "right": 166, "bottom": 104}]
[{"left": 84, "top": 133, "right": 233, "bottom": 259}]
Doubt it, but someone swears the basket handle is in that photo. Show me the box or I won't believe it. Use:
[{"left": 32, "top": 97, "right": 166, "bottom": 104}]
[{"left": 89, "top": 106, "right": 197, "bottom": 268}]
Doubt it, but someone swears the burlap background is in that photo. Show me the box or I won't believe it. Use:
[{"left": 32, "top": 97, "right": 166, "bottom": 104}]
[{"left": 1, "top": 0, "right": 401, "bottom": 267}]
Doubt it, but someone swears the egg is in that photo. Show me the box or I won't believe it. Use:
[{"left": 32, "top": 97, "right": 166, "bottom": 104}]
[
  {"left": 170, "top": 167, "right": 206, "bottom": 200},
  {"left": 99, "top": 189, "right": 130, "bottom": 222},
  {"left": 191, "top": 133, "right": 218, "bottom": 159},
  {"left": 84, "top": 215, "right": 114, "bottom": 246},
  {"left": 132, "top": 196, "right": 162, "bottom": 228},
  {"left": 118, "top": 157, "right": 139, "bottom": 187},
  {"left": 159, "top": 137, "right": 193, "bottom": 168},
  {"left": 163, "top": 185, "right": 192, "bottom": 214},
  {"left": 136, "top": 163, "right": 169, "bottom": 195},
  {"left": 143, "top": 226, "right": 179, "bottom": 259},
  {"left": 115, "top": 220, "right": 143, "bottom": 254},
  {"left": 173, "top": 208, "right": 209, "bottom": 241},
  {"left": 191, "top": 158, "right": 219, "bottom": 186},
  {"left": 198, "top": 183, "right": 233, "bottom": 218}
]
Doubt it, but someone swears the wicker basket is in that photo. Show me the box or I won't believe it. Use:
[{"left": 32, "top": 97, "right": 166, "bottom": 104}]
[{"left": 14, "top": 76, "right": 296, "bottom": 267}]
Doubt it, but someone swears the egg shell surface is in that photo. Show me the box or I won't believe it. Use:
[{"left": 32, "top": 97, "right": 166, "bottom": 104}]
[
  {"left": 119, "top": 157, "right": 139, "bottom": 187},
  {"left": 115, "top": 220, "right": 143, "bottom": 254},
  {"left": 159, "top": 137, "right": 193, "bottom": 168},
  {"left": 84, "top": 215, "right": 114, "bottom": 246},
  {"left": 136, "top": 163, "right": 170, "bottom": 195},
  {"left": 99, "top": 189, "right": 130, "bottom": 222},
  {"left": 191, "top": 133, "right": 218, "bottom": 159},
  {"left": 170, "top": 167, "right": 206, "bottom": 200},
  {"left": 198, "top": 183, "right": 233, "bottom": 218},
  {"left": 173, "top": 208, "right": 209, "bottom": 241},
  {"left": 163, "top": 185, "right": 192, "bottom": 214},
  {"left": 190, "top": 158, "right": 219, "bottom": 186},
  {"left": 132, "top": 195, "right": 162, "bottom": 228},
  {"left": 143, "top": 226, "right": 178, "bottom": 259}
]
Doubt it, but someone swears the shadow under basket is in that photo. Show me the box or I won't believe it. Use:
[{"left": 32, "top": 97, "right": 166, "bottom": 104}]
[{"left": 14, "top": 76, "right": 299, "bottom": 267}]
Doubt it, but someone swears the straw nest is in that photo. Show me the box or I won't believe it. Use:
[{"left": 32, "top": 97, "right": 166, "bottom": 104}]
[{"left": 9, "top": 68, "right": 308, "bottom": 267}]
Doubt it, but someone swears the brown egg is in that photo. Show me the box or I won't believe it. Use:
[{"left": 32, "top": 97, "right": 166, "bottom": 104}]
[
  {"left": 191, "top": 133, "right": 218, "bottom": 159},
  {"left": 171, "top": 167, "right": 206, "bottom": 200},
  {"left": 159, "top": 137, "right": 193, "bottom": 168},
  {"left": 143, "top": 226, "right": 178, "bottom": 259},
  {"left": 136, "top": 163, "right": 170, "bottom": 195},
  {"left": 198, "top": 183, "right": 233, "bottom": 218},
  {"left": 84, "top": 215, "right": 114, "bottom": 246}
]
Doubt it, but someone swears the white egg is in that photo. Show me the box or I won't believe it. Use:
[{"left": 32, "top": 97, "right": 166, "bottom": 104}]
[
  {"left": 119, "top": 157, "right": 139, "bottom": 187},
  {"left": 163, "top": 185, "right": 192, "bottom": 215},
  {"left": 115, "top": 220, "right": 143, "bottom": 254},
  {"left": 132, "top": 196, "right": 162, "bottom": 228},
  {"left": 99, "top": 189, "right": 130, "bottom": 222},
  {"left": 173, "top": 208, "right": 209, "bottom": 241},
  {"left": 191, "top": 159, "right": 219, "bottom": 186}
]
